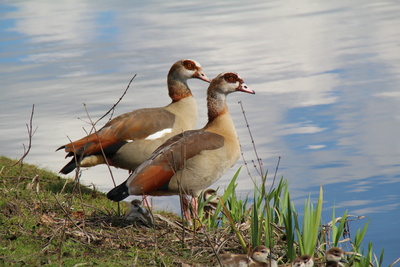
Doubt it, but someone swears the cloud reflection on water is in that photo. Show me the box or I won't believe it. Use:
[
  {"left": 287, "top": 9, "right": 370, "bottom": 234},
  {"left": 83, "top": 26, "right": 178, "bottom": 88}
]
[
  {"left": 3, "top": 0, "right": 400, "bottom": 206},
  {"left": 1, "top": 1, "right": 400, "bottom": 264}
]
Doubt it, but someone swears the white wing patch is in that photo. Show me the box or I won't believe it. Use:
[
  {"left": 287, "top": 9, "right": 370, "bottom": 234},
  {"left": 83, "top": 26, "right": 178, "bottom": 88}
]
[{"left": 144, "top": 128, "right": 172, "bottom": 140}]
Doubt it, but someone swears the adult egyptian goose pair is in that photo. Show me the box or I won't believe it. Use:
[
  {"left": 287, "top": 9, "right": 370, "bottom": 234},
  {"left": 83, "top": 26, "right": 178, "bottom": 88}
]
[
  {"left": 57, "top": 59, "right": 209, "bottom": 174},
  {"left": 106, "top": 72, "right": 255, "bottom": 220},
  {"left": 220, "top": 245, "right": 278, "bottom": 267}
]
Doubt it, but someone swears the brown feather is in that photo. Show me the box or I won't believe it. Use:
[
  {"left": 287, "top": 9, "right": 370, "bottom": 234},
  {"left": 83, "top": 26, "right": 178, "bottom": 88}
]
[
  {"left": 126, "top": 130, "right": 224, "bottom": 194},
  {"left": 58, "top": 59, "right": 209, "bottom": 174},
  {"left": 60, "top": 108, "right": 175, "bottom": 156},
  {"left": 128, "top": 165, "right": 175, "bottom": 194}
]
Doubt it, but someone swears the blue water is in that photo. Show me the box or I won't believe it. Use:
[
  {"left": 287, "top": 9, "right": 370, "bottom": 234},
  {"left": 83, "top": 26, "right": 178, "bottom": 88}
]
[{"left": 1, "top": 1, "right": 399, "bottom": 264}]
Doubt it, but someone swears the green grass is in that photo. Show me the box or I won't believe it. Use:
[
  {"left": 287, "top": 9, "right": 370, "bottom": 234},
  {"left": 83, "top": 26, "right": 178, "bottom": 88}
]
[
  {"left": 198, "top": 167, "right": 390, "bottom": 266},
  {"left": 0, "top": 156, "right": 216, "bottom": 266},
  {"left": 296, "top": 185, "right": 323, "bottom": 256},
  {"left": 1, "top": 156, "right": 394, "bottom": 266}
]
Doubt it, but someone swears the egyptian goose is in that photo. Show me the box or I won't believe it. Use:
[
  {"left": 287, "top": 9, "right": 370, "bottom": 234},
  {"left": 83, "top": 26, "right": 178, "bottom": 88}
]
[
  {"left": 292, "top": 255, "right": 314, "bottom": 267},
  {"left": 106, "top": 72, "right": 255, "bottom": 221},
  {"left": 202, "top": 189, "right": 220, "bottom": 219},
  {"left": 292, "top": 257, "right": 305, "bottom": 267},
  {"left": 220, "top": 245, "right": 278, "bottom": 267},
  {"left": 125, "top": 199, "right": 153, "bottom": 227},
  {"left": 57, "top": 59, "right": 209, "bottom": 174},
  {"left": 299, "top": 255, "right": 314, "bottom": 267},
  {"left": 325, "top": 248, "right": 347, "bottom": 267},
  {"left": 325, "top": 261, "right": 339, "bottom": 267}
]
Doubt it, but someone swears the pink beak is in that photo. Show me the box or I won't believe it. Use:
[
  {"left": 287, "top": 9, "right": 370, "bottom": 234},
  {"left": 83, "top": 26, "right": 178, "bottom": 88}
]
[
  {"left": 238, "top": 83, "right": 255, "bottom": 94},
  {"left": 193, "top": 70, "right": 210, "bottom": 83}
]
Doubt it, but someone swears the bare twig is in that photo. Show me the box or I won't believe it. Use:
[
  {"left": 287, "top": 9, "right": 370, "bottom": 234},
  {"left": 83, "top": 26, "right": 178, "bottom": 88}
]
[
  {"left": 239, "top": 141, "right": 256, "bottom": 185},
  {"left": 96, "top": 74, "right": 137, "bottom": 124},
  {"left": 79, "top": 74, "right": 137, "bottom": 186},
  {"left": 82, "top": 103, "right": 117, "bottom": 187},
  {"left": 51, "top": 193, "right": 86, "bottom": 233},
  {"left": 269, "top": 156, "right": 281, "bottom": 195},
  {"left": 65, "top": 75, "right": 136, "bottom": 216},
  {"left": 11, "top": 104, "right": 37, "bottom": 167},
  {"left": 238, "top": 101, "right": 264, "bottom": 177},
  {"left": 390, "top": 257, "right": 400, "bottom": 267}
]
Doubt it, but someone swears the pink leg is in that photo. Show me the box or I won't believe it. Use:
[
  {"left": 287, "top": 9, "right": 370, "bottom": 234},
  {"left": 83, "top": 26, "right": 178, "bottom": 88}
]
[
  {"left": 181, "top": 195, "right": 192, "bottom": 223},
  {"left": 181, "top": 195, "right": 199, "bottom": 225},
  {"left": 142, "top": 195, "right": 152, "bottom": 208},
  {"left": 190, "top": 196, "right": 198, "bottom": 219}
]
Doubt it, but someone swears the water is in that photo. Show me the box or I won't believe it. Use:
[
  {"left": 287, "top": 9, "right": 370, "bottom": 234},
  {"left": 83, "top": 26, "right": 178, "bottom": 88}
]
[{"left": 1, "top": 0, "right": 399, "bottom": 264}]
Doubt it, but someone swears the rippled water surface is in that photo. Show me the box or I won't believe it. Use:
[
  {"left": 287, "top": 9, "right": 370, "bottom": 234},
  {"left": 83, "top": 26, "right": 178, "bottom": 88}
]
[{"left": 1, "top": 1, "right": 399, "bottom": 264}]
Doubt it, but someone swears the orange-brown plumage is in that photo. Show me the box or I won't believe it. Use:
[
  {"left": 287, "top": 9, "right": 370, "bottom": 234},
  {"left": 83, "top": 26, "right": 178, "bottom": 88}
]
[
  {"left": 128, "top": 165, "right": 175, "bottom": 194},
  {"left": 107, "top": 72, "right": 255, "bottom": 221},
  {"left": 57, "top": 59, "right": 209, "bottom": 174},
  {"left": 59, "top": 108, "right": 175, "bottom": 156}
]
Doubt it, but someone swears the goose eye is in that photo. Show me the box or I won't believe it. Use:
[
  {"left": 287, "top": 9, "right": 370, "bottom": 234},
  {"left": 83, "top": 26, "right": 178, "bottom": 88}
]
[
  {"left": 183, "top": 60, "right": 196, "bottom": 70},
  {"left": 224, "top": 73, "right": 238, "bottom": 83}
]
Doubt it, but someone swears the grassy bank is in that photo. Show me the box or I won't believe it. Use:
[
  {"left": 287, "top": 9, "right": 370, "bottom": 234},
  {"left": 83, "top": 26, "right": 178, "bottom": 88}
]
[
  {"left": 0, "top": 156, "right": 392, "bottom": 266},
  {"left": 0, "top": 156, "right": 211, "bottom": 266}
]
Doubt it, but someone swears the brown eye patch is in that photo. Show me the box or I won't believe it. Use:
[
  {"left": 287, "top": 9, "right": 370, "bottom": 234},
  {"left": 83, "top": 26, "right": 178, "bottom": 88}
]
[
  {"left": 183, "top": 60, "right": 196, "bottom": 70},
  {"left": 223, "top": 72, "right": 240, "bottom": 83}
]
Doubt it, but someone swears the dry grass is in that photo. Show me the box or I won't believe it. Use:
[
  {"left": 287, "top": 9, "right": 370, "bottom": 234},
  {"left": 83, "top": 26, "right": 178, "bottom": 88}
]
[
  {"left": 0, "top": 156, "right": 258, "bottom": 266},
  {"left": 2, "top": 156, "right": 393, "bottom": 267}
]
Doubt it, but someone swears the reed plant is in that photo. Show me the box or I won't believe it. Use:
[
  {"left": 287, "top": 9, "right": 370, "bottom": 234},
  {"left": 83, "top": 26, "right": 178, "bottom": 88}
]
[
  {"left": 223, "top": 174, "right": 249, "bottom": 225},
  {"left": 347, "top": 220, "right": 386, "bottom": 267},
  {"left": 353, "top": 219, "right": 370, "bottom": 252},
  {"left": 331, "top": 208, "right": 348, "bottom": 247},
  {"left": 351, "top": 242, "right": 384, "bottom": 267},
  {"left": 197, "top": 172, "right": 389, "bottom": 266},
  {"left": 295, "top": 186, "right": 323, "bottom": 256},
  {"left": 199, "top": 168, "right": 248, "bottom": 229},
  {"left": 282, "top": 184, "right": 296, "bottom": 261},
  {"left": 250, "top": 183, "right": 262, "bottom": 247}
]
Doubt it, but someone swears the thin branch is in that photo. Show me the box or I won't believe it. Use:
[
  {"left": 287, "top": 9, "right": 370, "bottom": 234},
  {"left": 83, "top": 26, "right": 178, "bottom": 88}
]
[
  {"left": 390, "top": 257, "right": 400, "bottom": 267},
  {"left": 81, "top": 74, "right": 137, "bottom": 185},
  {"left": 238, "top": 101, "right": 264, "bottom": 177},
  {"left": 51, "top": 193, "right": 87, "bottom": 234},
  {"left": 269, "top": 156, "right": 281, "bottom": 195},
  {"left": 11, "top": 104, "right": 37, "bottom": 166},
  {"left": 239, "top": 141, "right": 256, "bottom": 183},
  {"left": 238, "top": 101, "right": 264, "bottom": 197},
  {"left": 96, "top": 74, "right": 137, "bottom": 124},
  {"left": 67, "top": 74, "right": 137, "bottom": 184},
  {"left": 61, "top": 74, "right": 136, "bottom": 218},
  {"left": 82, "top": 103, "right": 116, "bottom": 186}
]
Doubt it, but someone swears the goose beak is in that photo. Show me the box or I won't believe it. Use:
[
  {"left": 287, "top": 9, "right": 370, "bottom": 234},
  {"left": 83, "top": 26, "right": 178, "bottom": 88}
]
[
  {"left": 193, "top": 70, "right": 210, "bottom": 83},
  {"left": 238, "top": 83, "right": 255, "bottom": 94}
]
